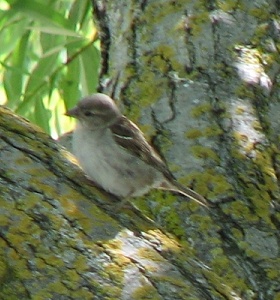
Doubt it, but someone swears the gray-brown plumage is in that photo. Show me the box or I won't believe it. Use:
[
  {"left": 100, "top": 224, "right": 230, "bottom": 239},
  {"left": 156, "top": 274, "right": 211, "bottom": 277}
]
[{"left": 66, "top": 93, "right": 208, "bottom": 207}]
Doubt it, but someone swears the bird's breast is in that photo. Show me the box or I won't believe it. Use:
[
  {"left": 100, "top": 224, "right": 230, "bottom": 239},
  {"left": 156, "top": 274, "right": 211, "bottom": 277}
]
[{"left": 72, "top": 127, "right": 163, "bottom": 197}]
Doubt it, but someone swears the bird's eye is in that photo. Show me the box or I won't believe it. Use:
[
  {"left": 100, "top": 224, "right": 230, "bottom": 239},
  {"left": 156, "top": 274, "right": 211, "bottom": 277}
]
[{"left": 84, "top": 111, "right": 94, "bottom": 117}]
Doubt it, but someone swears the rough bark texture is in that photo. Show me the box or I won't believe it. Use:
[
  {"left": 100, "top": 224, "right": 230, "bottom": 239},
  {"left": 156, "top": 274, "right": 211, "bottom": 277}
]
[
  {"left": 92, "top": 0, "right": 280, "bottom": 299},
  {"left": 1, "top": 0, "right": 280, "bottom": 299}
]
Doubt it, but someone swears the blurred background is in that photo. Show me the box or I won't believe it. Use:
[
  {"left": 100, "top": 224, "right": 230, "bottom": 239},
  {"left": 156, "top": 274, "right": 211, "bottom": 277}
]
[{"left": 0, "top": 0, "right": 100, "bottom": 138}]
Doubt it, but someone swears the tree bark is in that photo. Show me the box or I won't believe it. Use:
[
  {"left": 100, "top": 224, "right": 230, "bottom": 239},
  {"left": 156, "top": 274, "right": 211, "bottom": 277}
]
[
  {"left": 93, "top": 0, "right": 280, "bottom": 299},
  {"left": 0, "top": 1, "right": 280, "bottom": 299}
]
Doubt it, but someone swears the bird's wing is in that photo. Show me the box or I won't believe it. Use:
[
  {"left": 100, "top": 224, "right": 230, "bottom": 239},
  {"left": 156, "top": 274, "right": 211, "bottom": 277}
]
[
  {"left": 110, "top": 116, "right": 209, "bottom": 207},
  {"left": 110, "top": 116, "right": 174, "bottom": 181}
]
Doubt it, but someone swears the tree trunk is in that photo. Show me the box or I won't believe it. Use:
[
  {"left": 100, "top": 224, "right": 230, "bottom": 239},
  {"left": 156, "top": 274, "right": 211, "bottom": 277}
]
[
  {"left": 0, "top": 1, "right": 279, "bottom": 299},
  {"left": 94, "top": 0, "right": 280, "bottom": 299}
]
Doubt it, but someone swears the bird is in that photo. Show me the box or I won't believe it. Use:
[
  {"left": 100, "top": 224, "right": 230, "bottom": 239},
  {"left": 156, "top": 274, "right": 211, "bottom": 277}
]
[{"left": 65, "top": 93, "right": 208, "bottom": 207}]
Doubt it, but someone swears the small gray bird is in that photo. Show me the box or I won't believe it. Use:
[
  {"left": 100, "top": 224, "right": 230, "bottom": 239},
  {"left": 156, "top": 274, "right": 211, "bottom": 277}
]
[{"left": 66, "top": 93, "right": 208, "bottom": 207}]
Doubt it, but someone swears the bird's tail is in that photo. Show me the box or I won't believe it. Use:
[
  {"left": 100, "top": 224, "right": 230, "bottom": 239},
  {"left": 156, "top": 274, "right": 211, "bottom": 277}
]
[{"left": 159, "top": 179, "right": 210, "bottom": 208}]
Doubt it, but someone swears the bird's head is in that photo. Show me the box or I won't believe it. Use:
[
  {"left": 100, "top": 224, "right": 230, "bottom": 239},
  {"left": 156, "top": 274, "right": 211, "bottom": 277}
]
[{"left": 66, "top": 93, "right": 121, "bottom": 130}]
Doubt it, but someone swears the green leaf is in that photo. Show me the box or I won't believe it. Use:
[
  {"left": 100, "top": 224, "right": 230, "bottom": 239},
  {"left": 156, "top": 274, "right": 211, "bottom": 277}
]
[
  {"left": 52, "top": 97, "right": 73, "bottom": 138},
  {"left": 68, "top": 0, "right": 91, "bottom": 29},
  {"left": 3, "top": 31, "right": 30, "bottom": 109},
  {"left": 79, "top": 44, "right": 100, "bottom": 96},
  {"left": 27, "top": 25, "right": 82, "bottom": 38},
  {"left": 60, "top": 58, "right": 81, "bottom": 111},
  {"left": 40, "top": 30, "right": 65, "bottom": 52},
  {"left": 15, "top": 32, "right": 66, "bottom": 114},
  {"left": 0, "top": 0, "right": 100, "bottom": 137},
  {"left": 0, "top": 16, "right": 29, "bottom": 56},
  {"left": 16, "top": 55, "right": 59, "bottom": 114},
  {"left": 34, "top": 97, "right": 51, "bottom": 133},
  {"left": 9, "top": 0, "right": 72, "bottom": 29}
]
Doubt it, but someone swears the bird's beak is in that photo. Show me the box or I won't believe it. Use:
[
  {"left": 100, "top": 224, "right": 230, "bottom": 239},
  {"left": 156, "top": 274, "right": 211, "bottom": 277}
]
[{"left": 65, "top": 107, "right": 79, "bottom": 118}]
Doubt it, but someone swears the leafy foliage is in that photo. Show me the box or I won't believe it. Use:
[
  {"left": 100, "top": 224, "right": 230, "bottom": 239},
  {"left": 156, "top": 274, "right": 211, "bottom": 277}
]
[{"left": 0, "top": 0, "right": 100, "bottom": 137}]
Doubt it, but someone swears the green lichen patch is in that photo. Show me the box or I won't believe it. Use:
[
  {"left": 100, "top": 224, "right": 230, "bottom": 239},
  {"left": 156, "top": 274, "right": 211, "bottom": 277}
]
[
  {"left": 131, "top": 284, "right": 160, "bottom": 300},
  {"left": 273, "top": 292, "right": 280, "bottom": 300},
  {"left": 185, "top": 11, "right": 210, "bottom": 36},
  {"left": 203, "top": 268, "right": 248, "bottom": 299},
  {"left": 223, "top": 201, "right": 260, "bottom": 223},
  {"left": 191, "top": 103, "right": 212, "bottom": 118},
  {"left": 103, "top": 263, "right": 124, "bottom": 286},
  {"left": 191, "top": 145, "right": 220, "bottom": 162},
  {"left": 231, "top": 228, "right": 244, "bottom": 240},
  {"left": 103, "top": 239, "right": 123, "bottom": 252},
  {"left": 146, "top": 229, "right": 182, "bottom": 254},
  {"left": 234, "top": 85, "right": 256, "bottom": 99},
  {"left": 189, "top": 214, "right": 220, "bottom": 233},
  {"left": 203, "top": 125, "right": 224, "bottom": 138},
  {"left": 185, "top": 128, "right": 204, "bottom": 139},
  {"left": 138, "top": 247, "right": 166, "bottom": 264},
  {"left": 70, "top": 289, "right": 95, "bottom": 299},
  {"left": 164, "top": 209, "right": 186, "bottom": 238},
  {"left": 0, "top": 259, "right": 17, "bottom": 288},
  {"left": 249, "top": 6, "right": 270, "bottom": 20},
  {"left": 217, "top": 0, "right": 240, "bottom": 11},
  {"left": 238, "top": 241, "right": 262, "bottom": 259},
  {"left": 141, "top": 1, "right": 179, "bottom": 24},
  {"left": 180, "top": 168, "right": 234, "bottom": 201},
  {"left": 47, "top": 281, "right": 69, "bottom": 296},
  {"left": 265, "top": 262, "right": 280, "bottom": 280}
]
